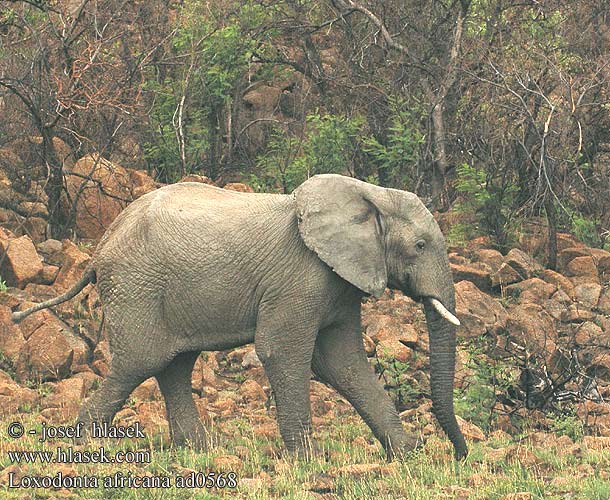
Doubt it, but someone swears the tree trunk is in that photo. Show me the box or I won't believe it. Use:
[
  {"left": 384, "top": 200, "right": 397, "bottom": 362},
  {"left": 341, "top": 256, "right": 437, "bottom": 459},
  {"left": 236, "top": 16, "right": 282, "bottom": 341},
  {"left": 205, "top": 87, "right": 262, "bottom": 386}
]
[
  {"left": 545, "top": 197, "right": 558, "bottom": 270},
  {"left": 41, "top": 130, "right": 67, "bottom": 239}
]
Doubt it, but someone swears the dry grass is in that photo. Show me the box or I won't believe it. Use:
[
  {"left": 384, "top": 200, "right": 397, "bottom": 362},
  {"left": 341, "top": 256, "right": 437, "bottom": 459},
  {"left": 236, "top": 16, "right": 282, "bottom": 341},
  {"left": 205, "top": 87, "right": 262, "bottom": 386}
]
[{"left": 0, "top": 410, "right": 608, "bottom": 499}]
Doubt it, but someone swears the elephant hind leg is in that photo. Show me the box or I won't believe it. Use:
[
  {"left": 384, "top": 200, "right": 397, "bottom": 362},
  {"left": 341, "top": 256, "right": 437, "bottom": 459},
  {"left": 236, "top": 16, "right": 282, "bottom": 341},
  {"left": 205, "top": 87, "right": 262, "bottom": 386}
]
[
  {"left": 76, "top": 367, "right": 148, "bottom": 441},
  {"left": 156, "top": 351, "right": 208, "bottom": 450},
  {"left": 76, "top": 319, "right": 177, "bottom": 443}
]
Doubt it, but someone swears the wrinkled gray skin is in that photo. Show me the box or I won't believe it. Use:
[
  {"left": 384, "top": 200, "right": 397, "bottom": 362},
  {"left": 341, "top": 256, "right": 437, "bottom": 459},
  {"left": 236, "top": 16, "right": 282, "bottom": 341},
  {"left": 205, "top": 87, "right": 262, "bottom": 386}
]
[{"left": 13, "top": 175, "right": 467, "bottom": 460}]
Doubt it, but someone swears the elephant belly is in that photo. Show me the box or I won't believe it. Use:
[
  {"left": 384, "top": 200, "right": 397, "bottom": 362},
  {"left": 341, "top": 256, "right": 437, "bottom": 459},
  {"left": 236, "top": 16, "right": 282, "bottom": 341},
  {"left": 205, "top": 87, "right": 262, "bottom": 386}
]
[{"left": 163, "top": 280, "right": 259, "bottom": 352}]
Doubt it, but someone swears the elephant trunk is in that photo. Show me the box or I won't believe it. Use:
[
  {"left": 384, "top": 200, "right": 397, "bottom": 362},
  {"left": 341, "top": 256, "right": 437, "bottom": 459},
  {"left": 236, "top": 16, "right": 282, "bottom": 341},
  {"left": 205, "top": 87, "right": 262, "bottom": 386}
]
[{"left": 424, "top": 292, "right": 468, "bottom": 460}]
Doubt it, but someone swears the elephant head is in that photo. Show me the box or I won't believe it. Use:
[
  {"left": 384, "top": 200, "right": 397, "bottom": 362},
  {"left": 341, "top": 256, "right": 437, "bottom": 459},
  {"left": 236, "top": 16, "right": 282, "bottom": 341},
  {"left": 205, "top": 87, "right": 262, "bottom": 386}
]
[{"left": 295, "top": 174, "right": 468, "bottom": 459}]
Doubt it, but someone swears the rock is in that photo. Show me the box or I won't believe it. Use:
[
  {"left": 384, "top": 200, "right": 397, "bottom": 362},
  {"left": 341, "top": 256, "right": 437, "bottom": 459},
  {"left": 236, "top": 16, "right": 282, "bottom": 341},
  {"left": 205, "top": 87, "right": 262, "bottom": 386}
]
[
  {"left": 540, "top": 269, "right": 575, "bottom": 299},
  {"left": 64, "top": 154, "right": 132, "bottom": 240},
  {"left": 0, "top": 370, "right": 22, "bottom": 397},
  {"left": 566, "top": 256, "right": 599, "bottom": 284},
  {"left": 474, "top": 248, "right": 504, "bottom": 272},
  {"left": 561, "top": 303, "right": 596, "bottom": 322},
  {"left": 17, "top": 201, "right": 48, "bottom": 218},
  {"left": 504, "top": 278, "right": 556, "bottom": 304},
  {"left": 92, "top": 359, "right": 109, "bottom": 377},
  {"left": 178, "top": 174, "right": 215, "bottom": 184},
  {"left": 467, "top": 236, "right": 493, "bottom": 251},
  {"left": 505, "top": 303, "right": 557, "bottom": 358},
  {"left": 491, "top": 262, "right": 522, "bottom": 287},
  {"left": 558, "top": 247, "right": 591, "bottom": 271},
  {"left": 24, "top": 283, "right": 58, "bottom": 302},
  {"left": 0, "top": 208, "right": 46, "bottom": 243},
  {"left": 241, "top": 349, "right": 263, "bottom": 368},
  {"left": 0, "top": 235, "right": 43, "bottom": 288},
  {"left": 71, "top": 370, "right": 102, "bottom": 396},
  {"left": 450, "top": 263, "right": 492, "bottom": 291},
  {"left": 191, "top": 356, "right": 218, "bottom": 393},
  {"left": 243, "top": 85, "right": 282, "bottom": 112},
  {"left": 449, "top": 253, "right": 470, "bottom": 265},
  {"left": 557, "top": 233, "right": 586, "bottom": 250},
  {"left": 239, "top": 379, "right": 266, "bottom": 404},
  {"left": 505, "top": 248, "right": 542, "bottom": 279},
  {"left": 212, "top": 454, "right": 243, "bottom": 471},
  {"left": 376, "top": 339, "right": 411, "bottom": 363},
  {"left": 53, "top": 240, "right": 91, "bottom": 291},
  {"left": 61, "top": 325, "right": 90, "bottom": 369},
  {"left": 366, "top": 315, "right": 418, "bottom": 347},
  {"left": 362, "top": 334, "right": 376, "bottom": 355},
  {"left": 542, "top": 290, "right": 571, "bottom": 321},
  {"left": 0, "top": 370, "right": 38, "bottom": 416},
  {"left": 454, "top": 280, "right": 508, "bottom": 337},
  {"left": 502, "top": 493, "right": 532, "bottom": 500},
  {"left": 505, "top": 444, "right": 544, "bottom": 467},
  {"left": 598, "top": 288, "right": 610, "bottom": 315},
  {"left": 42, "top": 377, "right": 87, "bottom": 410},
  {"left": 35, "top": 264, "right": 59, "bottom": 285},
  {"left": 594, "top": 252, "right": 610, "bottom": 282},
  {"left": 442, "top": 485, "right": 473, "bottom": 500},
  {"left": 310, "top": 380, "right": 334, "bottom": 417},
  {"left": 15, "top": 321, "right": 74, "bottom": 382},
  {"left": 455, "top": 415, "right": 485, "bottom": 441},
  {"left": 225, "top": 347, "right": 251, "bottom": 365},
  {"left": 36, "top": 238, "right": 63, "bottom": 257},
  {"left": 129, "top": 169, "right": 157, "bottom": 199},
  {"left": 224, "top": 182, "right": 254, "bottom": 193},
  {"left": 14, "top": 308, "right": 89, "bottom": 381},
  {"left": 93, "top": 339, "right": 111, "bottom": 364},
  {"left": 132, "top": 378, "right": 161, "bottom": 401},
  {"left": 588, "top": 353, "right": 610, "bottom": 382},
  {"left": 0, "top": 305, "right": 26, "bottom": 364},
  {"left": 574, "top": 283, "right": 602, "bottom": 309},
  {"left": 575, "top": 322, "right": 606, "bottom": 346}
]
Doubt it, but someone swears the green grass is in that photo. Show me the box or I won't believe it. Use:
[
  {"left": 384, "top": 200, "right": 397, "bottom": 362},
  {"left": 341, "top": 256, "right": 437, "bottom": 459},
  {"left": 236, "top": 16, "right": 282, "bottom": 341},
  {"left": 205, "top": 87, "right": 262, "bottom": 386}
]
[{"left": 1, "top": 412, "right": 608, "bottom": 499}]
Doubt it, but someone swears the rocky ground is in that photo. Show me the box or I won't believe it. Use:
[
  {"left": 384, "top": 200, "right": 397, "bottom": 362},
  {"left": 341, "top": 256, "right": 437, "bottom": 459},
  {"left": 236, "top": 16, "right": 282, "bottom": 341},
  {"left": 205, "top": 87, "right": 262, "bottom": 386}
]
[{"left": 0, "top": 150, "right": 609, "bottom": 498}]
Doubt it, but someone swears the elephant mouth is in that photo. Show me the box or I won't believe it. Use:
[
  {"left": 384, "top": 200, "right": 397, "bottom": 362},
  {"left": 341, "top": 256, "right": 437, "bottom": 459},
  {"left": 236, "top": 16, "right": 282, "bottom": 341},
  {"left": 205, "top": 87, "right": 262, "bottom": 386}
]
[{"left": 402, "top": 280, "right": 460, "bottom": 326}]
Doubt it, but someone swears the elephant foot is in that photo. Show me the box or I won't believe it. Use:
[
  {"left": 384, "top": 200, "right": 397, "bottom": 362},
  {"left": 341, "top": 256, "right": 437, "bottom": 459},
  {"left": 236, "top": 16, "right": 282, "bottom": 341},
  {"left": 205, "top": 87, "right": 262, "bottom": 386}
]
[
  {"left": 385, "top": 433, "right": 426, "bottom": 461},
  {"left": 73, "top": 417, "right": 95, "bottom": 446},
  {"left": 282, "top": 435, "right": 328, "bottom": 461},
  {"left": 171, "top": 422, "right": 209, "bottom": 451}
]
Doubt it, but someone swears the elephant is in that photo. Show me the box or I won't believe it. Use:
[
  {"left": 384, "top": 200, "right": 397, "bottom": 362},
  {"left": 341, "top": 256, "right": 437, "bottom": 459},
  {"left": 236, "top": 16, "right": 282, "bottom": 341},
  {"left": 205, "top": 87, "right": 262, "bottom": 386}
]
[{"left": 13, "top": 174, "right": 468, "bottom": 460}]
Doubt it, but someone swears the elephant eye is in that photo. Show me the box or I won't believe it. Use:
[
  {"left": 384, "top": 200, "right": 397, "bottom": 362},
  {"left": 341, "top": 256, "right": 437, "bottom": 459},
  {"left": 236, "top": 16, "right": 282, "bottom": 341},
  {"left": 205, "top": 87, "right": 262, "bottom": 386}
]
[{"left": 415, "top": 239, "right": 426, "bottom": 252}]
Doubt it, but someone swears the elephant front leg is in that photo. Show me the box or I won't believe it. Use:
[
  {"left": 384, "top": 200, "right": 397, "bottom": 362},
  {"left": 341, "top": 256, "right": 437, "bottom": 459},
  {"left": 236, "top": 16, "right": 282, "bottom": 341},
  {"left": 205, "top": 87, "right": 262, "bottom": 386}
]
[
  {"left": 312, "top": 318, "right": 421, "bottom": 460},
  {"left": 255, "top": 316, "right": 317, "bottom": 459}
]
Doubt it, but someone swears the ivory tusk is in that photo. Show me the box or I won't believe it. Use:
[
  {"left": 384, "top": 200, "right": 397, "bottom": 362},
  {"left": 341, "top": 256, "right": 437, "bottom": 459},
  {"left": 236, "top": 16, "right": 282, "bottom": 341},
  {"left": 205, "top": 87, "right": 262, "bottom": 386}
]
[{"left": 429, "top": 298, "right": 461, "bottom": 326}]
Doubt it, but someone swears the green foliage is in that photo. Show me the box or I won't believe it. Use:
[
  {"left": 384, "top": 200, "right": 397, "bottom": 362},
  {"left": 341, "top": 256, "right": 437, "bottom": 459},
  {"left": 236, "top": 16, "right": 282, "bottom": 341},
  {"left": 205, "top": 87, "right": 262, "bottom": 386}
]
[
  {"left": 0, "top": 277, "right": 6, "bottom": 292},
  {"left": 453, "top": 163, "right": 520, "bottom": 249},
  {"left": 454, "top": 163, "right": 491, "bottom": 210},
  {"left": 549, "top": 411, "right": 585, "bottom": 441},
  {"left": 0, "top": 351, "right": 16, "bottom": 380},
  {"left": 447, "top": 222, "right": 479, "bottom": 247},
  {"left": 253, "top": 101, "right": 424, "bottom": 193},
  {"left": 362, "top": 97, "right": 424, "bottom": 189},
  {"left": 143, "top": 0, "right": 269, "bottom": 182},
  {"left": 569, "top": 212, "right": 602, "bottom": 248},
  {"left": 455, "top": 340, "right": 514, "bottom": 432},
  {"left": 375, "top": 353, "right": 419, "bottom": 410},
  {"left": 252, "top": 112, "right": 366, "bottom": 193}
]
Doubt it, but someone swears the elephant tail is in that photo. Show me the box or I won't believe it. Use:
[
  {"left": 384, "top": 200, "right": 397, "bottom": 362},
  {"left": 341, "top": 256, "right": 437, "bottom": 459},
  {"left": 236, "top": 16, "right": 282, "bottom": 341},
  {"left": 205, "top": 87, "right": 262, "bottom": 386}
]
[{"left": 11, "top": 268, "right": 97, "bottom": 323}]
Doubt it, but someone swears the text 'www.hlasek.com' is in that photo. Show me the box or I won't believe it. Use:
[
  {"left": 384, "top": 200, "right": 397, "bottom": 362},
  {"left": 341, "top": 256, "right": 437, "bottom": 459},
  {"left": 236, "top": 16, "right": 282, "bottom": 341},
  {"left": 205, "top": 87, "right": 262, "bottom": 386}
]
[{"left": 5, "top": 421, "right": 238, "bottom": 489}]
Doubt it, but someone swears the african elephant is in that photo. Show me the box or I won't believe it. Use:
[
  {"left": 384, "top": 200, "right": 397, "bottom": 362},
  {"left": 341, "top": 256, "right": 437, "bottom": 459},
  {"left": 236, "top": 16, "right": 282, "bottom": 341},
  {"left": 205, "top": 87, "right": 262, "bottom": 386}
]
[{"left": 13, "top": 174, "right": 468, "bottom": 460}]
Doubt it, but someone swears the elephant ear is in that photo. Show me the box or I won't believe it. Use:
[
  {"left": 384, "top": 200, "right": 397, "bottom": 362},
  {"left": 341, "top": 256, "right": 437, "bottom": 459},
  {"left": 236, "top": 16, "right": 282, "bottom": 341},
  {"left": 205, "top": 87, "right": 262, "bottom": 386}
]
[{"left": 294, "top": 174, "right": 387, "bottom": 297}]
